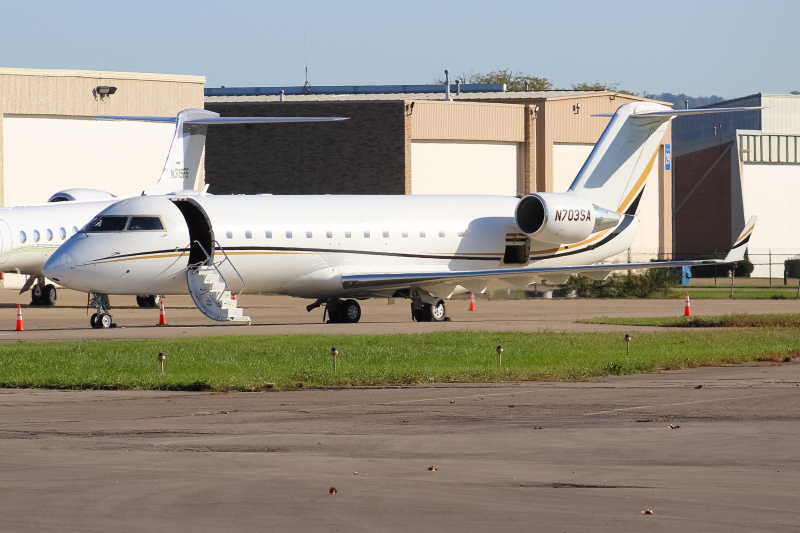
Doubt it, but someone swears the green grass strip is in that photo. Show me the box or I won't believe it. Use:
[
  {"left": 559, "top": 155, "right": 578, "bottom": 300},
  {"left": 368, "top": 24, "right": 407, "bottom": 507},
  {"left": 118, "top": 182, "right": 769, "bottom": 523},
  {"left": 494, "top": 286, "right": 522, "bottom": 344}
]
[
  {"left": 581, "top": 313, "right": 800, "bottom": 328},
  {"left": 0, "top": 330, "right": 798, "bottom": 391}
]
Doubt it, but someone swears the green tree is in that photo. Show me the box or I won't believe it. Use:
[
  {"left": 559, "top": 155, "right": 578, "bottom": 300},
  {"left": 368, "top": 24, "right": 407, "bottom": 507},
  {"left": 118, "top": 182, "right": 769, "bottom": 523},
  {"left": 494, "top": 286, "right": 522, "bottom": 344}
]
[
  {"left": 572, "top": 81, "right": 637, "bottom": 95},
  {"left": 433, "top": 69, "right": 552, "bottom": 91}
]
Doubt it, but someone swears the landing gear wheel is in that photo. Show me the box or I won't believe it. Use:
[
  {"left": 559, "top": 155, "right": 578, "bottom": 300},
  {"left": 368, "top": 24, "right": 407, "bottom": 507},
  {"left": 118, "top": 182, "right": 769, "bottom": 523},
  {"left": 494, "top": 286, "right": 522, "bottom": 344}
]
[
  {"left": 422, "top": 300, "right": 447, "bottom": 322},
  {"left": 341, "top": 299, "right": 361, "bottom": 323},
  {"left": 90, "top": 313, "right": 101, "bottom": 329},
  {"left": 411, "top": 307, "right": 426, "bottom": 322},
  {"left": 42, "top": 284, "right": 57, "bottom": 306},
  {"left": 430, "top": 300, "right": 447, "bottom": 322},
  {"left": 136, "top": 295, "right": 161, "bottom": 308},
  {"left": 98, "top": 313, "right": 113, "bottom": 329}
]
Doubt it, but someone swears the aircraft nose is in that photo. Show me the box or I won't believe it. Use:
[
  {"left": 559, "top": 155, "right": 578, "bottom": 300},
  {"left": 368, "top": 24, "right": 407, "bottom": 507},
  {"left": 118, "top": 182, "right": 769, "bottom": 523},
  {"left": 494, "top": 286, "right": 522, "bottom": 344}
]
[{"left": 43, "top": 250, "right": 75, "bottom": 284}]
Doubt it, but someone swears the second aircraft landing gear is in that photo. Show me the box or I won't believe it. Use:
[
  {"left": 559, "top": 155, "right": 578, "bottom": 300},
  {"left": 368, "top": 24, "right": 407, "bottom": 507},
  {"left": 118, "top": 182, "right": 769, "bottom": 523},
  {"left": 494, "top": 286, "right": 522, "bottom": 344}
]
[
  {"left": 89, "top": 293, "right": 116, "bottom": 329},
  {"left": 29, "top": 277, "right": 57, "bottom": 306}
]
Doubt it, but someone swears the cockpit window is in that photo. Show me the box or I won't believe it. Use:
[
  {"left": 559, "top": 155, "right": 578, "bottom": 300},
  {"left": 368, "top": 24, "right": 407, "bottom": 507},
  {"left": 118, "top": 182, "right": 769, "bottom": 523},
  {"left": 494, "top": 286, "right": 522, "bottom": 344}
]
[
  {"left": 85, "top": 216, "right": 128, "bottom": 232},
  {"left": 127, "top": 216, "right": 164, "bottom": 231}
]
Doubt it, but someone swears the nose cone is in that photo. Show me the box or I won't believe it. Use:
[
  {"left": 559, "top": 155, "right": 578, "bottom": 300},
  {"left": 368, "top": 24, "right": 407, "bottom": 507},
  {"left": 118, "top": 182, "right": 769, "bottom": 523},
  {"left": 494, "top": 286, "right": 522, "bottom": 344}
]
[{"left": 43, "top": 250, "right": 75, "bottom": 285}]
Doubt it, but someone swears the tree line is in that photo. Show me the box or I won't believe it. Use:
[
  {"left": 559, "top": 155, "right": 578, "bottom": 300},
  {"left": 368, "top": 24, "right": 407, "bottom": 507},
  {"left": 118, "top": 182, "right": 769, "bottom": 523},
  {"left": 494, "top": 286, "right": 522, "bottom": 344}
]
[{"left": 433, "top": 68, "right": 736, "bottom": 107}]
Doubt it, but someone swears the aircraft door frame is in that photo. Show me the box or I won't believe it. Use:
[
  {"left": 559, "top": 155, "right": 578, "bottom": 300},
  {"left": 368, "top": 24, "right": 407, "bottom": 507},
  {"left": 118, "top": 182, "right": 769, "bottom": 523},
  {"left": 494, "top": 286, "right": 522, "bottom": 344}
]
[{"left": 169, "top": 198, "right": 214, "bottom": 265}]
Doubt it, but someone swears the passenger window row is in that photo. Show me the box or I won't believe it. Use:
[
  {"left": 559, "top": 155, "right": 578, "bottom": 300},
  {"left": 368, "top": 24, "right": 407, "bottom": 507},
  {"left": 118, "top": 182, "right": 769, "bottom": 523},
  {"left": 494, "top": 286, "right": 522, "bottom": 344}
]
[
  {"left": 19, "top": 226, "right": 78, "bottom": 245},
  {"left": 222, "top": 229, "right": 466, "bottom": 240}
]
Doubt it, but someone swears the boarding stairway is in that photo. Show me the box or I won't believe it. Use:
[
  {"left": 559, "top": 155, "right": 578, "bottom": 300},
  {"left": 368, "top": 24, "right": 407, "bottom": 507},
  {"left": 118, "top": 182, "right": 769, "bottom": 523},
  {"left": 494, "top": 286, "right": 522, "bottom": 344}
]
[{"left": 186, "top": 240, "right": 251, "bottom": 324}]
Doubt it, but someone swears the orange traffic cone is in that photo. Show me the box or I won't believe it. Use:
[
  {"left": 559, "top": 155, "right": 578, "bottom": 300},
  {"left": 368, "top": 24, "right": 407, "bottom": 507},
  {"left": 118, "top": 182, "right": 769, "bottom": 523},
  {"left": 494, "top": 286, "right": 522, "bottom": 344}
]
[
  {"left": 157, "top": 299, "right": 167, "bottom": 326},
  {"left": 15, "top": 305, "right": 23, "bottom": 331},
  {"left": 684, "top": 293, "right": 691, "bottom": 317},
  {"left": 468, "top": 292, "right": 476, "bottom": 311}
]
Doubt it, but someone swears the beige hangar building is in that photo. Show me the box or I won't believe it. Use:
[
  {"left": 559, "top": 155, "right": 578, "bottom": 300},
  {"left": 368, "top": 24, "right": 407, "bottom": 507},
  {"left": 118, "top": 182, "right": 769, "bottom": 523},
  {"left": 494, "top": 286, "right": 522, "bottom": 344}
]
[
  {"left": 0, "top": 67, "right": 205, "bottom": 207},
  {"left": 204, "top": 87, "right": 674, "bottom": 263}
]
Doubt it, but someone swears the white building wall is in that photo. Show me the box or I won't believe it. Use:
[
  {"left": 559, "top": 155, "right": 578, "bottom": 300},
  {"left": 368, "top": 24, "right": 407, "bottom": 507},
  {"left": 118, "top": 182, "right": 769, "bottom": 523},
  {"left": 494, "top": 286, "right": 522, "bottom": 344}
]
[
  {"left": 762, "top": 95, "right": 800, "bottom": 134},
  {"left": 552, "top": 143, "right": 594, "bottom": 192},
  {"left": 741, "top": 162, "right": 800, "bottom": 277},
  {"left": 410, "top": 140, "right": 519, "bottom": 195},
  {"left": 2, "top": 116, "right": 175, "bottom": 206}
]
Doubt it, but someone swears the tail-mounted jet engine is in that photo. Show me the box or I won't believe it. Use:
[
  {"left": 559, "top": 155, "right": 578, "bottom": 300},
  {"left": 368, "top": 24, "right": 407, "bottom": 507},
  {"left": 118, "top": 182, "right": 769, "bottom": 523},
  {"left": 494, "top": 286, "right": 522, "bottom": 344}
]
[{"left": 514, "top": 193, "right": 620, "bottom": 245}]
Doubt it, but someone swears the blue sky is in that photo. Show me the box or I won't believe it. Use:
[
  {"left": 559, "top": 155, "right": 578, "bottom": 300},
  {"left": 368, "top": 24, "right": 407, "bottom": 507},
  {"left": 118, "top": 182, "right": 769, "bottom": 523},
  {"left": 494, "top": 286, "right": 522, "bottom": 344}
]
[{"left": 1, "top": 0, "right": 796, "bottom": 98}]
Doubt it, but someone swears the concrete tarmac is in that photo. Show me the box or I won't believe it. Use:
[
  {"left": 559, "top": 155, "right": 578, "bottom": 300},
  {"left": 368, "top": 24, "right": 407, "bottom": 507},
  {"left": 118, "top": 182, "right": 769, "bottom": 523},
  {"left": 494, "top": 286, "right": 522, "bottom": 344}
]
[
  {"left": 2, "top": 289, "right": 800, "bottom": 531},
  {"left": 2, "top": 288, "right": 800, "bottom": 341},
  {"left": 1, "top": 364, "right": 800, "bottom": 532}
]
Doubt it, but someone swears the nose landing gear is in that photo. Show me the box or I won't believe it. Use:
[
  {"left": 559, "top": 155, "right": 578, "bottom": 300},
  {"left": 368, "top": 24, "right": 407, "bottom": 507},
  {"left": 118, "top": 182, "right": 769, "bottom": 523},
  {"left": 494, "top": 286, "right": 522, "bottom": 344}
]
[{"left": 89, "top": 293, "right": 116, "bottom": 329}]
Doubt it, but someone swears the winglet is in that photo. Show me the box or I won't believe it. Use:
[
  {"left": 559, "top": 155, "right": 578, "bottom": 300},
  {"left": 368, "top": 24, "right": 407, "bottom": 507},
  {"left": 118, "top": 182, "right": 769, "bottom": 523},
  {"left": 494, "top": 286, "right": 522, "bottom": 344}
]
[{"left": 724, "top": 216, "right": 757, "bottom": 263}]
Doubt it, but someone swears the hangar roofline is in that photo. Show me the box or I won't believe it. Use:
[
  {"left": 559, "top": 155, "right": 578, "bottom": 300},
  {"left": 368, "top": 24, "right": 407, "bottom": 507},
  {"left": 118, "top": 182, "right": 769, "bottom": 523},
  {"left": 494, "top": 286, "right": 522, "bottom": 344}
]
[
  {"left": 205, "top": 90, "right": 669, "bottom": 105},
  {"left": 0, "top": 66, "right": 205, "bottom": 84}
]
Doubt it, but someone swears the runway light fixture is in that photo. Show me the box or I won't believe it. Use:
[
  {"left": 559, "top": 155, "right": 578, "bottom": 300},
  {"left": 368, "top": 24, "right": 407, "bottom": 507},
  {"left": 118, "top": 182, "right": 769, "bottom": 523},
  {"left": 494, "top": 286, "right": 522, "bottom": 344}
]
[
  {"left": 331, "top": 347, "right": 338, "bottom": 372},
  {"left": 496, "top": 345, "right": 503, "bottom": 365},
  {"left": 158, "top": 352, "right": 166, "bottom": 374},
  {"left": 624, "top": 334, "right": 631, "bottom": 354}
]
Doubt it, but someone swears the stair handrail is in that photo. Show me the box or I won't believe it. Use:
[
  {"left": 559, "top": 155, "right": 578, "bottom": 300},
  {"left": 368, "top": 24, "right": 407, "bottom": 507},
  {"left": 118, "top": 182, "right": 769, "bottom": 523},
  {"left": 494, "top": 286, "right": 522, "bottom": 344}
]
[{"left": 192, "top": 239, "right": 247, "bottom": 297}]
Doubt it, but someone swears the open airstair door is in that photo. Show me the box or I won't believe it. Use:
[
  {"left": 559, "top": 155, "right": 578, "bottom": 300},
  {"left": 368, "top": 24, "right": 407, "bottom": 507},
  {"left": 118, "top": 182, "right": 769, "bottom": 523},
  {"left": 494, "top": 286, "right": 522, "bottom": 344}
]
[{"left": 171, "top": 198, "right": 250, "bottom": 324}]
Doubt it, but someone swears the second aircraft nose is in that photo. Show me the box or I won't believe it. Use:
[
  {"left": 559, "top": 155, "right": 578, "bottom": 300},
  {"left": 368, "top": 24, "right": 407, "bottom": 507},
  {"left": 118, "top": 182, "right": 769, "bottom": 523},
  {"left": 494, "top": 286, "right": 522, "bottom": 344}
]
[{"left": 43, "top": 250, "right": 75, "bottom": 285}]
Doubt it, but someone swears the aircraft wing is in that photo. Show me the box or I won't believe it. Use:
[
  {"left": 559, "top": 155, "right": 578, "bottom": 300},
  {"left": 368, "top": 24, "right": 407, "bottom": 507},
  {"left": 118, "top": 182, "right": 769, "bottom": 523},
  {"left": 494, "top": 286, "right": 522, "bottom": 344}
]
[{"left": 342, "top": 216, "right": 758, "bottom": 293}]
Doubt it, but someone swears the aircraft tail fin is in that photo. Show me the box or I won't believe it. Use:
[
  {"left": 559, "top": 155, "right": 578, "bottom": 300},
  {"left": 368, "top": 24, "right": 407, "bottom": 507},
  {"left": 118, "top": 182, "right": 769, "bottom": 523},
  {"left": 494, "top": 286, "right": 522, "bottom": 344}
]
[
  {"left": 724, "top": 215, "right": 757, "bottom": 263},
  {"left": 95, "top": 110, "right": 348, "bottom": 196},
  {"left": 569, "top": 103, "right": 763, "bottom": 215}
]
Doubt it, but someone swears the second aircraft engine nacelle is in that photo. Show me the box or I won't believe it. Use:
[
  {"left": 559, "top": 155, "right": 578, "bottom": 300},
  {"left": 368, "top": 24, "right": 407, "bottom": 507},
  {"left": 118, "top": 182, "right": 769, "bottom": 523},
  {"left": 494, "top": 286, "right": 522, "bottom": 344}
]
[
  {"left": 514, "top": 193, "right": 620, "bottom": 245},
  {"left": 47, "top": 188, "right": 117, "bottom": 203}
]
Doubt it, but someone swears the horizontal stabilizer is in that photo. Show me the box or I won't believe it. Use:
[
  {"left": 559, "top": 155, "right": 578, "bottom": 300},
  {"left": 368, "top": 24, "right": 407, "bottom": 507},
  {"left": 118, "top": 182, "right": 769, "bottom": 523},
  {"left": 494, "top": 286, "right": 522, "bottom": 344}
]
[
  {"left": 95, "top": 115, "right": 348, "bottom": 124},
  {"left": 592, "top": 106, "right": 764, "bottom": 118}
]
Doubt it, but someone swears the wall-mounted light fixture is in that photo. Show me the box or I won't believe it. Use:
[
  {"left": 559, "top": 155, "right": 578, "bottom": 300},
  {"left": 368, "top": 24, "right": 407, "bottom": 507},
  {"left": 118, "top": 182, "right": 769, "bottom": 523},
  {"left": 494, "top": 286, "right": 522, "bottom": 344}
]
[
  {"left": 573, "top": 102, "right": 581, "bottom": 114},
  {"left": 95, "top": 86, "right": 117, "bottom": 98}
]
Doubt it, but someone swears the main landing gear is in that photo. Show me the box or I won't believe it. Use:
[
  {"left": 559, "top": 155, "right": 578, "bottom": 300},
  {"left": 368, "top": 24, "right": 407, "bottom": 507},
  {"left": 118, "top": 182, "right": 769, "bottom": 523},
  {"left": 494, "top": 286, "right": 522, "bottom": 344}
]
[
  {"left": 136, "top": 295, "right": 162, "bottom": 308},
  {"left": 306, "top": 292, "right": 448, "bottom": 324},
  {"left": 89, "top": 293, "right": 115, "bottom": 329},
  {"left": 411, "top": 299, "right": 448, "bottom": 322},
  {"left": 307, "top": 298, "right": 362, "bottom": 323},
  {"left": 29, "top": 277, "right": 57, "bottom": 306}
]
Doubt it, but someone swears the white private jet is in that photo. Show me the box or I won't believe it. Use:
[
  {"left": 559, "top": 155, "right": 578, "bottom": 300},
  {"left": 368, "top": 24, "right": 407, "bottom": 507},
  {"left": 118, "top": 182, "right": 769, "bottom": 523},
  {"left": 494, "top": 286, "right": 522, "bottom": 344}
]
[
  {"left": 0, "top": 109, "right": 344, "bottom": 307},
  {"left": 44, "top": 102, "right": 759, "bottom": 328}
]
